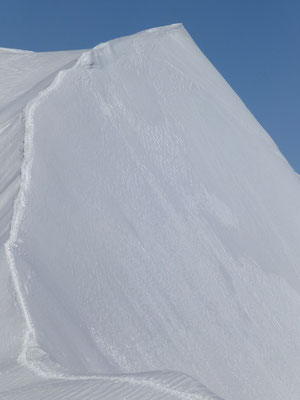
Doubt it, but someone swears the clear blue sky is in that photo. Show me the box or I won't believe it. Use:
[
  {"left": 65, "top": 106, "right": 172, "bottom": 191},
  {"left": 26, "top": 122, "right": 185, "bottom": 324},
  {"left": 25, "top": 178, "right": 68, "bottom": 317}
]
[{"left": 1, "top": 0, "right": 299, "bottom": 172}]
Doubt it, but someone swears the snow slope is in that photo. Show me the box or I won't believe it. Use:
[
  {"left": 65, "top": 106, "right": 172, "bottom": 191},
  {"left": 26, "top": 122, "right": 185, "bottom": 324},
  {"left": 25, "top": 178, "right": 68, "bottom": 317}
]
[
  {"left": 0, "top": 46, "right": 83, "bottom": 242},
  {"left": 1, "top": 24, "right": 300, "bottom": 399},
  {"left": 0, "top": 45, "right": 84, "bottom": 368}
]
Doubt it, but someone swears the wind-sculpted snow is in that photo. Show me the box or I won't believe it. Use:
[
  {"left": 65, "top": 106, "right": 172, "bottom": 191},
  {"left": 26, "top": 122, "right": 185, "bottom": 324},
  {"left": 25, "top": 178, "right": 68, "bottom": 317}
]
[
  {"left": 0, "top": 46, "right": 83, "bottom": 370},
  {"left": 0, "top": 47, "right": 83, "bottom": 242},
  {"left": 1, "top": 24, "right": 300, "bottom": 400},
  {"left": 0, "top": 365, "right": 224, "bottom": 400},
  {"left": 0, "top": 24, "right": 225, "bottom": 400}
]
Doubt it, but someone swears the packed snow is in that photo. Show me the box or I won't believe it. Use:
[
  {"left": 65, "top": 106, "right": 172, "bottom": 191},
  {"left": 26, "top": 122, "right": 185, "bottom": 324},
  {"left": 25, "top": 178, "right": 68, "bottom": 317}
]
[{"left": 0, "top": 24, "right": 300, "bottom": 399}]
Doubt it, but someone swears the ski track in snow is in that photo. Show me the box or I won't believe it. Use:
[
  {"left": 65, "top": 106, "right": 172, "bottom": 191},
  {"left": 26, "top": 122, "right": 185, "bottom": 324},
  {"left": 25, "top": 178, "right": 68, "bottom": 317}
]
[{"left": 4, "top": 27, "right": 220, "bottom": 400}]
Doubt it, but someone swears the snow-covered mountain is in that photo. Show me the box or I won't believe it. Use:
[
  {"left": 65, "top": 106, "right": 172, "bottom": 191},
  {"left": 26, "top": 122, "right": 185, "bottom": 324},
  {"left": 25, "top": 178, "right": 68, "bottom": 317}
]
[{"left": 1, "top": 24, "right": 299, "bottom": 400}]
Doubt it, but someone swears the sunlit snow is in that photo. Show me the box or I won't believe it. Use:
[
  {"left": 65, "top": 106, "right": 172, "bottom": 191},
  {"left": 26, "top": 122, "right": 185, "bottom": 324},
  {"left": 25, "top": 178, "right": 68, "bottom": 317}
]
[{"left": 0, "top": 24, "right": 300, "bottom": 400}]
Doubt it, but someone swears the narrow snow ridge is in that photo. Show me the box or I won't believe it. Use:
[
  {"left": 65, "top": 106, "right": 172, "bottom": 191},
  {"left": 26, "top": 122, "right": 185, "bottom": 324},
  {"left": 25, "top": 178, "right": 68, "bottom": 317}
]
[
  {"left": 0, "top": 47, "right": 33, "bottom": 54},
  {"left": 4, "top": 24, "right": 220, "bottom": 400},
  {"left": 4, "top": 22, "right": 183, "bottom": 377},
  {"left": 5, "top": 58, "right": 83, "bottom": 377}
]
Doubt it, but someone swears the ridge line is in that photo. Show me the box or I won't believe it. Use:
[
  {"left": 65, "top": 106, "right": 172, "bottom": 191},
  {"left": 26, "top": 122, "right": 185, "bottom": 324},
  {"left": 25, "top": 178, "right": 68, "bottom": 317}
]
[{"left": 3, "top": 39, "right": 220, "bottom": 400}]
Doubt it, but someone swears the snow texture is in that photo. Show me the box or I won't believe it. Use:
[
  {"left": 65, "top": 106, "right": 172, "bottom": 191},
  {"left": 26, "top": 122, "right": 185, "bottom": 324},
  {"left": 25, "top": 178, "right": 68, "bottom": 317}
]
[{"left": 0, "top": 24, "right": 300, "bottom": 400}]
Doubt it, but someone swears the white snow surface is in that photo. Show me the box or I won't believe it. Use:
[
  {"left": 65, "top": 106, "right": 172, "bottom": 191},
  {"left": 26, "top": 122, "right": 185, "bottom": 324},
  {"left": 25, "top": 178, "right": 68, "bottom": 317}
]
[{"left": 1, "top": 24, "right": 300, "bottom": 399}]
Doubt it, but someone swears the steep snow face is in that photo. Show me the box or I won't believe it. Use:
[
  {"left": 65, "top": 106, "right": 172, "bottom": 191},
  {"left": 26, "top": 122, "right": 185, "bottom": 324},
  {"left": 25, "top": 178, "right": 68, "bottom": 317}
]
[{"left": 2, "top": 24, "right": 300, "bottom": 400}]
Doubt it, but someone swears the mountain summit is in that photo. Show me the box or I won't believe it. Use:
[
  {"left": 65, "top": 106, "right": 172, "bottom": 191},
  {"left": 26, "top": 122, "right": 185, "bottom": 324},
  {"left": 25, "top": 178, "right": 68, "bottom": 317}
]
[{"left": 1, "top": 24, "right": 300, "bottom": 400}]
